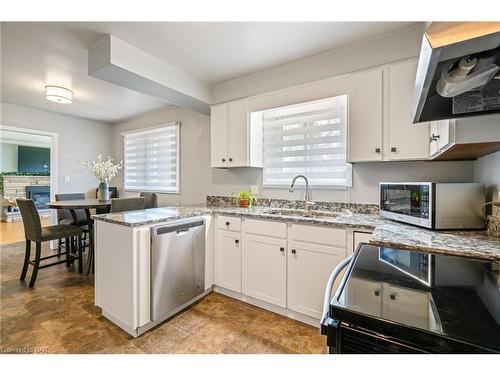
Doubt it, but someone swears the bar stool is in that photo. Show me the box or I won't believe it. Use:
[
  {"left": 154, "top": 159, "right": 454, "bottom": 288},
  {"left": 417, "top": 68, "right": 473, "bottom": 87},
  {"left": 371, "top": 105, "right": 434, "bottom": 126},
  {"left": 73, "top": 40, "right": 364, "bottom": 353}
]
[
  {"left": 16, "top": 198, "right": 84, "bottom": 288},
  {"left": 55, "top": 193, "right": 89, "bottom": 254}
]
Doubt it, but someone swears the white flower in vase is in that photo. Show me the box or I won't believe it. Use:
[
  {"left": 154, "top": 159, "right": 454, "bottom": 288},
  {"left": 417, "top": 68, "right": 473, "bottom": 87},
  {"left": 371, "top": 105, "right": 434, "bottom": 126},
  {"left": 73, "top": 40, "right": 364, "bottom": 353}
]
[{"left": 82, "top": 155, "right": 123, "bottom": 201}]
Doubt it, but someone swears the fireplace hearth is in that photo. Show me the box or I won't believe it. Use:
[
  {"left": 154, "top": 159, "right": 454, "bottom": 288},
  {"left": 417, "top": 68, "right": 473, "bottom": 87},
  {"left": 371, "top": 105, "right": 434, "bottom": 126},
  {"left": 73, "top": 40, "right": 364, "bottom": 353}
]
[{"left": 26, "top": 186, "right": 50, "bottom": 209}]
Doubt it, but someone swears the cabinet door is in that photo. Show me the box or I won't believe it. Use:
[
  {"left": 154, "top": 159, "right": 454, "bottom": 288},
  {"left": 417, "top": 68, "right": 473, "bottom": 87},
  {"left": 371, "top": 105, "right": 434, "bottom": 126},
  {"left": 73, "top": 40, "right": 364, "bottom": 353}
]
[
  {"left": 349, "top": 68, "right": 383, "bottom": 162},
  {"left": 210, "top": 104, "right": 228, "bottom": 168},
  {"left": 287, "top": 244, "right": 345, "bottom": 318},
  {"left": 242, "top": 234, "right": 287, "bottom": 307},
  {"left": 228, "top": 100, "right": 249, "bottom": 167},
  {"left": 388, "top": 60, "right": 430, "bottom": 160},
  {"left": 430, "top": 120, "right": 451, "bottom": 157},
  {"left": 215, "top": 229, "right": 241, "bottom": 293},
  {"left": 353, "top": 231, "right": 372, "bottom": 252}
]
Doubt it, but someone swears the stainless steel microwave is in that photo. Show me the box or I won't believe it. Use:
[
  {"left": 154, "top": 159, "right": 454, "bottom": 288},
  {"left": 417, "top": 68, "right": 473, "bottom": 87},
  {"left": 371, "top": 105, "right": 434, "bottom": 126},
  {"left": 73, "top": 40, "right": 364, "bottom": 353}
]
[{"left": 379, "top": 182, "right": 485, "bottom": 229}]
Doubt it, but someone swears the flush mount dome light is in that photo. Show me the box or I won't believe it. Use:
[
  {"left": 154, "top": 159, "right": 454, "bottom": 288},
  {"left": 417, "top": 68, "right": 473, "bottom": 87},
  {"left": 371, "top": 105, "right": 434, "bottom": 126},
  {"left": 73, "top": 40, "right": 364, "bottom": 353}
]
[{"left": 45, "top": 86, "right": 73, "bottom": 104}]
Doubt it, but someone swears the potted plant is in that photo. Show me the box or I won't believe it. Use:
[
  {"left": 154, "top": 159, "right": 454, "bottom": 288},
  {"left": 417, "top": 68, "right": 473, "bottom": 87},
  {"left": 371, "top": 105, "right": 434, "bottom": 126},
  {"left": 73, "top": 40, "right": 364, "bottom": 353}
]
[
  {"left": 82, "top": 155, "right": 123, "bottom": 201},
  {"left": 232, "top": 190, "right": 257, "bottom": 208}
]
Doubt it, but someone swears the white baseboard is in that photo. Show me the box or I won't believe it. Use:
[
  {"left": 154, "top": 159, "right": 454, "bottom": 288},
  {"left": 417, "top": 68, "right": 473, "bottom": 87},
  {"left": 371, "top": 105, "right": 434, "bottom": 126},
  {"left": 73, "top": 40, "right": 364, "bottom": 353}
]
[{"left": 213, "top": 286, "right": 321, "bottom": 328}]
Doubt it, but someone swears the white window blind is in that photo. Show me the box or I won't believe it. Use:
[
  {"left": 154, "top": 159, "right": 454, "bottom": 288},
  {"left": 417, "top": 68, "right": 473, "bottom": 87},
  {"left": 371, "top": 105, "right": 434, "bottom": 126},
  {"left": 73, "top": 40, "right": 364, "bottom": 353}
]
[
  {"left": 262, "top": 95, "right": 348, "bottom": 187},
  {"left": 123, "top": 123, "right": 180, "bottom": 193}
]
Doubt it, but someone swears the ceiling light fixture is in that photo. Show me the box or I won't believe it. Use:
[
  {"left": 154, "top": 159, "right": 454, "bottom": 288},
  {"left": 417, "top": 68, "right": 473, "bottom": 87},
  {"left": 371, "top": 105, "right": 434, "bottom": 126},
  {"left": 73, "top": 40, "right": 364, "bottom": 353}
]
[{"left": 45, "top": 85, "right": 73, "bottom": 104}]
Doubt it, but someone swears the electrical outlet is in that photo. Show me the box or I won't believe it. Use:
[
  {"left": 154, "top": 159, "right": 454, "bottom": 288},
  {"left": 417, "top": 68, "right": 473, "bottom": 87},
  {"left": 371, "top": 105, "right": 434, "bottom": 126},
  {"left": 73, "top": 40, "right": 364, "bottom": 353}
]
[{"left": 64, "top": 175, "right": 71, "bottom": 183}]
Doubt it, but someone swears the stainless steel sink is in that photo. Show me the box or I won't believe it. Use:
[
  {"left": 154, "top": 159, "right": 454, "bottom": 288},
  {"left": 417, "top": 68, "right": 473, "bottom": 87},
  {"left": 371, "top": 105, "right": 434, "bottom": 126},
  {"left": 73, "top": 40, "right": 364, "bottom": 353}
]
[{"left": 261, "top": 208, "right": 338, "bottom": 218}]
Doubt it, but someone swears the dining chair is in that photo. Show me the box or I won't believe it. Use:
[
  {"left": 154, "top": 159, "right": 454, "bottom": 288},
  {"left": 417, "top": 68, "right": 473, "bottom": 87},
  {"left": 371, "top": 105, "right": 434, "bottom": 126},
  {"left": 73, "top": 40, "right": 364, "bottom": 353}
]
[
  {"left": 16, "top": 198, "right": 84, "bottom": 287},
  {"left": 110, "top": 197, "right": 145, "bottom": 213},
  {"left": 140, "top": 192, "right": 157, "bottom": 209},
  {"left": 55, "top": 193, "right": 89, "bottom": 254}
]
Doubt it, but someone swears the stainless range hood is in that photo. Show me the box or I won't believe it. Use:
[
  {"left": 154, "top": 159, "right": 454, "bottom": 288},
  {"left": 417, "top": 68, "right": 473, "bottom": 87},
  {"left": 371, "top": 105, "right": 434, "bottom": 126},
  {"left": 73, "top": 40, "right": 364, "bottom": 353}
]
[{"left": 412, "top": 22, "right": 500, "bottom": 123}]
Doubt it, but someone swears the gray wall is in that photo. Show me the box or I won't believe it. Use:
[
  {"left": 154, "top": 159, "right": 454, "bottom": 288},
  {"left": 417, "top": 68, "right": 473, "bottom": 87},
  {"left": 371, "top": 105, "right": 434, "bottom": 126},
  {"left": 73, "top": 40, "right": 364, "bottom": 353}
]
[
  {"left": 0, "top": 102, "right": 113, "bottom": 197},
  {"left": 112, "top": 106, "right": 476, "bottom": 205},
  {"left": 475, "top": 151, "right": 500, "bottom": 214},
  {"left": 112, "top": 107, "right": 212, "bottom": 206},
  {"left": 0, "top": 143, "right": 18, "bottom": 172}
]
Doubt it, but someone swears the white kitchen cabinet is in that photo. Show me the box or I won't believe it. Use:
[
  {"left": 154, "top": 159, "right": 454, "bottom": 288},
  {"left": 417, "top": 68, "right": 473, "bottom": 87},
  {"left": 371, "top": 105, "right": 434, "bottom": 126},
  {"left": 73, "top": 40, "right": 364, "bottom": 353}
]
[
  {"left": 210, "top": 103, "right": 229, "bottom": 168},
  {"left": 287, "top": 243, "right": 346, "bottom": 319},
  {"left": 215, "top": 229, "right": 242, "bottom": 293},
  {"left": 210, "top": 99, "right": 263, "bottom": 168},
  {"left": 348, "top": 67, "right": 384, "bottom": 162},
  {"left": 348, "top": 59, "right": 432, "bottom": 162},
  {"left": 387, "top": 59, "right": 430, "bottom": 160},
  {"left": 429, "top": 120, "right": 451, "bottom": 156},
  {"left": 242, "top": 233, "right": 287, "bottom": 307},
  {"left": 287, "top": 223, "right": 347, "bottom": 319},
  {"left": 353, "top": 231, "right": 372, "bottom": 252}
]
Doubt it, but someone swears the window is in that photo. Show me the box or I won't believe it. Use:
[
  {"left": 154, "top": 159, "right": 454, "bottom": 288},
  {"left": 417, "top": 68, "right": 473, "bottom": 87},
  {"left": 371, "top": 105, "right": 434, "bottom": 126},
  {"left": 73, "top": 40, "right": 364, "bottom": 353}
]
[
  {"left": 262, "top": 95, "right": 348, "bottom": 187},
  {"left": 123, "top": 123, "right": 180, "bottom": 193}
]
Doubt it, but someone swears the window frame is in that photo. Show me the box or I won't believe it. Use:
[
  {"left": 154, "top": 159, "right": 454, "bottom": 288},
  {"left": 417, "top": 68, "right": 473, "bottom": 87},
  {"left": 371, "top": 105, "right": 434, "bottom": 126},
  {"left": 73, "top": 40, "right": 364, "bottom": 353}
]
[
  {"left": 122, "top": 122, "right": 181, "bottom": 194},
  {"left": 260, "top": 96, "right": 348, "bottom": 189}
]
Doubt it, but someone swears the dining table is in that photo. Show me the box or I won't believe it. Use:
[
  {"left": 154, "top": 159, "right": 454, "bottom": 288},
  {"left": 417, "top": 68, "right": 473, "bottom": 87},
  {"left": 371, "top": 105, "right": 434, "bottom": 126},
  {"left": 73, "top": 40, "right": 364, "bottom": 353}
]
[{"left": 47, "top": 199, "right": 111, "bottom": 274}]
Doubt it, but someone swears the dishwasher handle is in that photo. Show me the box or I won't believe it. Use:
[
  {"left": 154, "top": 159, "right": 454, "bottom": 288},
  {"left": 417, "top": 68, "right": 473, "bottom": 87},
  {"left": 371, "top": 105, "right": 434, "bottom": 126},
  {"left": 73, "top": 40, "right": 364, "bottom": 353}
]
[{"left": 152, "top": 219, "right": 205, "bottom": 236}]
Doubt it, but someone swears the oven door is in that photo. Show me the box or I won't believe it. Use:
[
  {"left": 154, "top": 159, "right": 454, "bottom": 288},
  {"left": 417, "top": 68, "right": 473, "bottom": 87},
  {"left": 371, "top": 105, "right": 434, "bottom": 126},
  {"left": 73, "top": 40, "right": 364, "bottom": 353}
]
[{"left": 379, "top": 183, "right": 433, "bottom": 228}]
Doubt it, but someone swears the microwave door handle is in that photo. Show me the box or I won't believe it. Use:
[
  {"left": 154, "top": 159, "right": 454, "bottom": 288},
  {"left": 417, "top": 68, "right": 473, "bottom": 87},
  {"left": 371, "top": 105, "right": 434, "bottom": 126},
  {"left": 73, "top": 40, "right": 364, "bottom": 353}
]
[{"left": 320, "top": 254, "right": 354, "bottom": 328}]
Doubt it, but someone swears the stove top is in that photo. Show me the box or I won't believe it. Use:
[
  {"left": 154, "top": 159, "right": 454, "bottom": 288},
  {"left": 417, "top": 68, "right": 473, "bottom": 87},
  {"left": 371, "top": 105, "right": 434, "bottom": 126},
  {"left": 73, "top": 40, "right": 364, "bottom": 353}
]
[{"left": 331, "top": 244, "right": 500, "bottom": 352}]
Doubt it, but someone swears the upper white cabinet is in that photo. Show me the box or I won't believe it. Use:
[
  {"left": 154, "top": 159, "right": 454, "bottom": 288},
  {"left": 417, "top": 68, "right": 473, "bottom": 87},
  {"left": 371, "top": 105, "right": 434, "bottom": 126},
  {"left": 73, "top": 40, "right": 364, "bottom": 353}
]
[
  {"left": 210, "top": 99, "right": 263, "bottom": 168},
  {"left": 349, "top": 67, "right": 384, "bottom": 162},
  {"left": 348, "top": 59, "right": 431, "bottom": 162},
  {"left": 387, "top": 60, "right": 430, "bottom": 160}
]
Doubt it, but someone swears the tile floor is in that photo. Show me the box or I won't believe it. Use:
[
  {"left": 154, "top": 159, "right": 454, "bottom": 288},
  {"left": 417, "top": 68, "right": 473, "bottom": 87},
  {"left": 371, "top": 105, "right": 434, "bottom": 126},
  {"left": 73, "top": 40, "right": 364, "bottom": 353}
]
[{"left": 0, "top": 241, "right": 326, "bottom": 354}]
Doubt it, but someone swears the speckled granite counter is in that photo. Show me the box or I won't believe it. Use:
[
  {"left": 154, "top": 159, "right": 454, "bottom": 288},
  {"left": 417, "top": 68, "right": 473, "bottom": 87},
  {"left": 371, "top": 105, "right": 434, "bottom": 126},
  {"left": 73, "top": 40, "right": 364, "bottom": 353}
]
[
  {"left": 93, "top": 206, "right": 500, "bottom": 262},
  {"left": 370, "top": 221, "right": 500, "bottom": 262}
]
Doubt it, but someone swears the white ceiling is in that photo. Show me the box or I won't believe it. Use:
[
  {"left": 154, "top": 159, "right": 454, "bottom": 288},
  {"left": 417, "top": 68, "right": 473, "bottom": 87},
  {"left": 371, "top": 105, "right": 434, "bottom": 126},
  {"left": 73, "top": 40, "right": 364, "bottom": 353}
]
[{"left": 1, "top": 22, "right": 417, "bottom": 123}]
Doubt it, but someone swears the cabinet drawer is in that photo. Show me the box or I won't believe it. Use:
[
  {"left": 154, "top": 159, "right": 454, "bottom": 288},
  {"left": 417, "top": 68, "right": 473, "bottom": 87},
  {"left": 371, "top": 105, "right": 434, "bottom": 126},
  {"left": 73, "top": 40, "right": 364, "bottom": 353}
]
[
  {"left": 289, "top": 224, "right": 346, "bottom": 248},
  {"left": 217, "top": 215, "right": 242, "bottom": 232},
  {"left": 244, "top": 219, "right": 287, "bottom": 239}
]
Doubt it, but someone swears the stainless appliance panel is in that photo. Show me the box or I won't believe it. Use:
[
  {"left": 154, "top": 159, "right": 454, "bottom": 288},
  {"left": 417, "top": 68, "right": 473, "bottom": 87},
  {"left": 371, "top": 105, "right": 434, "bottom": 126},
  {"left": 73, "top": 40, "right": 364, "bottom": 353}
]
[
  {"left": 379, "top": 182, "right": 485, "bottom": 229},
  {"left": 151, "top": 219, "right": 205, "bottom": 322}
]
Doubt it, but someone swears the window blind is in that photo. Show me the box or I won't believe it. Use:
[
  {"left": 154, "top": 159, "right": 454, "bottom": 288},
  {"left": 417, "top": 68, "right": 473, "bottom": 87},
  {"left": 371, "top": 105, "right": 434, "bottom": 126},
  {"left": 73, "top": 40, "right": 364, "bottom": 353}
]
[
  {"left": 123, "top": 123, "right": 180, "bottom": 193},
  {"left": 262, "top": 95, "right": 348, "bottom": 187}
]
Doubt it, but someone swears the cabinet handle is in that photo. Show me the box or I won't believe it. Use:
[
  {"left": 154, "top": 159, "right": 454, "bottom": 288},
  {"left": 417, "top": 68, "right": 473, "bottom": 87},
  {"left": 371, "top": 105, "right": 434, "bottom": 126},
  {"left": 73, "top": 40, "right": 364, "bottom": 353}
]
[
  {"left": 225, "top": 222, "right": 230, "bottom": 226},
  {"left": 229, "top": 158, "right": 233, "bottom": 162},
  {"left": 390, "top": 293, "right": 396, "bottom": 300},
  {"left": 429, "top": 134, "right": 441, "bottom": 143},
  {"left": 280, "top": 247, "right": 285, "bottom": 252},
  {"left": 234, "top": 239, "right": 239, "bottom": 244},
  {"left": 291, "top": 249, "right": 296, "bottom": 254},
  {"left": 222, "top": 158, "right": 226, "bottom": 162},
  {"left": 391, "top": 147, "right": 397, "bottom": 152},
  {"left": 374, "top": 290, "right": 380, "bottom": 297},
  {"left": 375, "top": 147, "right": 381, "bottom": 153}
]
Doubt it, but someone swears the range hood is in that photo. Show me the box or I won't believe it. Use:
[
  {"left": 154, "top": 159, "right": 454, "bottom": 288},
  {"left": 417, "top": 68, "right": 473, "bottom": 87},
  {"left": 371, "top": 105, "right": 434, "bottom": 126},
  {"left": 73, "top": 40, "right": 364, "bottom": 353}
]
[{"left": 412, "top": 22, "right": 500, "bottom": 123}]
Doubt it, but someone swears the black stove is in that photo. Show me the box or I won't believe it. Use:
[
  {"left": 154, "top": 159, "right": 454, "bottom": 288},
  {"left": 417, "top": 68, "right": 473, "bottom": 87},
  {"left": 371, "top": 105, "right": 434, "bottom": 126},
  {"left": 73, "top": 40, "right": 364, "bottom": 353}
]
[{"left": 322, "top": 244, "right": 500, "bottom": 353}]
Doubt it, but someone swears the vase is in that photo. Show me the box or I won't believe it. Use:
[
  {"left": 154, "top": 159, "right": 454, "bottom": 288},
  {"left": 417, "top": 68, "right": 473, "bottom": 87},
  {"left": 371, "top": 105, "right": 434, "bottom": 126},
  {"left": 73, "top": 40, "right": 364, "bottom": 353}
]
[
  {"left": 97, "top": 180, "right": 110, "bottom": 201},
  {"left": 239, "top": 198, "right": 249, "bottom": 208}
]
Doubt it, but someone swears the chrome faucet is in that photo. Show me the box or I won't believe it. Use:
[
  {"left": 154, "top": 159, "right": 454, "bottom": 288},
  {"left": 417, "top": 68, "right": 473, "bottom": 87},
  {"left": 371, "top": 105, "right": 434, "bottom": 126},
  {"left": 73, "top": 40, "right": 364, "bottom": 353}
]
[{"left": 289, "top": 175, "right": 313, "bottom": 211}]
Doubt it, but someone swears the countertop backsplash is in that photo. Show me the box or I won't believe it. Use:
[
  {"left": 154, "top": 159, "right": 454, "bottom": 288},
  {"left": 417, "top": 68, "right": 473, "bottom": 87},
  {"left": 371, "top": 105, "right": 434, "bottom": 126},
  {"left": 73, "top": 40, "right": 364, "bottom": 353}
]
[{"left": 206, "top": 195, "right": 379, "bottom": 215}]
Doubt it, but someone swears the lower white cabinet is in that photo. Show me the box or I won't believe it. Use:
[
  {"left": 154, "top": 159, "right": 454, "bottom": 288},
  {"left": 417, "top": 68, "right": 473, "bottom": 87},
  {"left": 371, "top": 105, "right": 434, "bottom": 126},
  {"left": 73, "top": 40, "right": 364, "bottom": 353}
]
[
  {"left": 287, "top": 242, "right": 346, "bottom": 319},
  {"left": 242, "top": 233, "right": 287, "bottom": 307},
  {"left": 215, "top": 229, "right": 242, "bottom": 293}
]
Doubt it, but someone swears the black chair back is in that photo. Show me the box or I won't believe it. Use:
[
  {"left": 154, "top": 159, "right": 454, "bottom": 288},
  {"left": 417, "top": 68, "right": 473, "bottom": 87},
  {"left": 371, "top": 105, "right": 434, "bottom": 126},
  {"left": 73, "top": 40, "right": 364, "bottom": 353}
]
[
  {"left": 55, "top": 193, "right": 86, "bottom": 223},
  {"left": 110, "top": 197, "right": 145, "bottom": 213},
  {"left": 140, "top": 192, "right": 157, "bottom": 209},
  {"left": 16, "top": 198, "right": 42, "bottom": 242}
]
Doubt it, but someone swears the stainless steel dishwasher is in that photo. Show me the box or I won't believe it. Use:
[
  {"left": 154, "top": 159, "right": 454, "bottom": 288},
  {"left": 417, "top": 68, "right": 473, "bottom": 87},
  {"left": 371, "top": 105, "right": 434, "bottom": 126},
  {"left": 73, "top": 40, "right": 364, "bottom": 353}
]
[{"left": 150, "top": 218, "right": 205, "bottom": 323}]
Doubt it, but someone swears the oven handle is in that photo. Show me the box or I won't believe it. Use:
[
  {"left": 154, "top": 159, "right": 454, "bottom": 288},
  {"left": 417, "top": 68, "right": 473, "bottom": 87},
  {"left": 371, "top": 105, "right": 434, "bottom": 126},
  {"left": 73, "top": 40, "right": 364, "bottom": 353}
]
[{"left": 321, "top": 254, "right": 354, "bottom": 327}]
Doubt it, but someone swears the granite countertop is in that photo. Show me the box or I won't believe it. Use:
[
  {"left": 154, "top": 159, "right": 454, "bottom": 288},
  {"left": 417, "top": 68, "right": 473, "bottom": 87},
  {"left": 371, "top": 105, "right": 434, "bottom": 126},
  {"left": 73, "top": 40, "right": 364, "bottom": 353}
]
[
  {"left": 370, "top": 221, "right": 500, "bottom": 262},
  {"left": 93, "top": 205, "right": 500, "bottom": 262}
]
